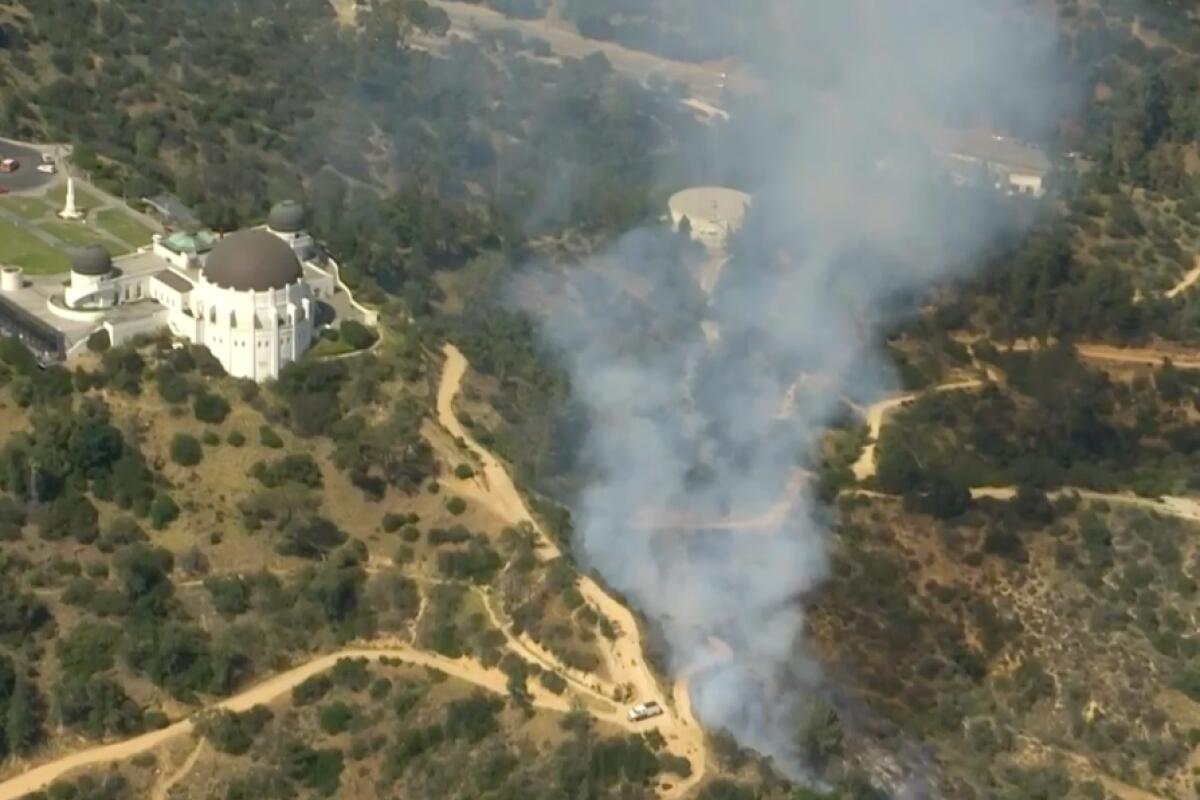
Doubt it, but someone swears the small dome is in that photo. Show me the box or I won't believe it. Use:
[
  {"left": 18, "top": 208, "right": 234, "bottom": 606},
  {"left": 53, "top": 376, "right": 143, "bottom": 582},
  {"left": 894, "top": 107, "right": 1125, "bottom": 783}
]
[
  {"left": 268, "top": 200, "right": 306, "bottom": 233},
  {"left": 71, "top": 245, "right": 112, "bottom": 276},
  {"left": 203, "top": 230, "right": 303, "bottom": 292}
]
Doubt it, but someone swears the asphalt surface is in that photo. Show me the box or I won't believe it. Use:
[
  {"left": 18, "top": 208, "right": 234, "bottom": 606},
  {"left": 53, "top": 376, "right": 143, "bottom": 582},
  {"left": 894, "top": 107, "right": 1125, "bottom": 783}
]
[
  {"left": 0, "top": 139, "right": 54, "bottom": 194},
  {"left": 428, "top": 0, "right": 732, "bottom": 103}
]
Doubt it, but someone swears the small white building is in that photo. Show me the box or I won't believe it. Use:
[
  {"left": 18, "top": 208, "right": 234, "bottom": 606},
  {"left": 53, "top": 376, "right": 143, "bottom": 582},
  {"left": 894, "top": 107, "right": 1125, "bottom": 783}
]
[
  {"left": 939, "top": 129, "right": 1052, "bottom": 198},
  {"left": 667, "top": 187, "right": 751, "bottom": 253},
  {"left": 51, "top": 201, "right": 338, "bottom": 382}
]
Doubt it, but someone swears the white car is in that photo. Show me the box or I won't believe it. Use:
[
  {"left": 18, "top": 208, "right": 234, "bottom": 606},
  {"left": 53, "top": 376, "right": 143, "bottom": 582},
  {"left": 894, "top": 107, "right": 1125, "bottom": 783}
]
[
  {"left": 627, "top": 701, "right": 664, "bottom": 723},
  {"left": 36, "top": 163, "right": 56, "bottom": 174}
]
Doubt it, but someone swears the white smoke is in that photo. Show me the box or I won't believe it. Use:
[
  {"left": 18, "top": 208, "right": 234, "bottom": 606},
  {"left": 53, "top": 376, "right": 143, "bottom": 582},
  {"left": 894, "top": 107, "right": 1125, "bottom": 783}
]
[{"left": 513, "top": 0, "right": 1066, "bottom": 780}]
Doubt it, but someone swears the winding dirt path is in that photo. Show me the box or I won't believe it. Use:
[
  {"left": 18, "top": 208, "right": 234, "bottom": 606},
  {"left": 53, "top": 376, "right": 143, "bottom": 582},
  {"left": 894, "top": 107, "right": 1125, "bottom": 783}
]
[
  {"left": 0, "top": 645, "right": 584, "bottom": 800},
  {"left": 1075, "top": 343, "right": 1200, "bottom": 370},
  {"left": 971, "top": 486, "right": 1200, "bottom": 522},
  {"left": 150, "top": 739, "right": 204, "bottom": 800},
  {"left": 436, "top": 344, "right": 708, "bottom": 796},
  {"left": 1165, "top": 256, "right": 1200, "bottom": 300},
  {"left": 635, "top": 470, "right": 811, "bottom": 533},
  {"left": 850, "top": 379, "right": 984, "bottom": 482}
]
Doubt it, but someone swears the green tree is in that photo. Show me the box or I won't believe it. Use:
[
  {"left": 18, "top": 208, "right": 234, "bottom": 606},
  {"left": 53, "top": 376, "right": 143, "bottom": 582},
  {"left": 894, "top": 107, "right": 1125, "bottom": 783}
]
[
  {"left": 193, "top": 391, "right": 231, "bottom": 424},
  {"left": 6, "top": 676, "right": 43, "bottom": 754},
  {"left": 170, "top": 433, "right": 203, "bottom": 467}
]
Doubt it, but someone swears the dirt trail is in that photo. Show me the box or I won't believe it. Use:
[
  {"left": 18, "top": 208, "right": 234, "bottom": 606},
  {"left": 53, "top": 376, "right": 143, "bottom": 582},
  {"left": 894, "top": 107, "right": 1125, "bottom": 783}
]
[
  {"left": 1165, "top": 256, "right": 1200, "bottom": 299},
  {"left": 425, "top": 0, "right": 731, "bottom": 103},
  {"left": 438, "top": 347, "right": 540, "bottom": 532},
  {"left": 636, "top": 470, "right": 811, "bottom": 532},
  {"left": 0, "top": 645, "right": 578, "bottom": 800},
  {"left": 477, "top": 587, "right": 615, "bottom": 703},
  {"left": 1075, "top": 343, "right": 1200, "bottom": 369},
  {"left": 957, "top": 334, "right": 1200, "bottom": 371},
  {"left": 435, "top": 344, "right": 709, "bottom": 794},
  {"left": 850, "top": 379, "right": 984, "bottom": 481},
  {"left": 971, "top": 486, "right": 1200, "bottom": 522},
  {"left": 150, "top": 740, "right": 205, "bottom": 800}
]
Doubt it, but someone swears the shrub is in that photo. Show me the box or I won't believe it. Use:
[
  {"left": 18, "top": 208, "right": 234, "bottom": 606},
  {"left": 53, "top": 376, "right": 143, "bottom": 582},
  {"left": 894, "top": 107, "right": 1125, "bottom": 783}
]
[
  {"left": 251, "top": 454, "right": 322, "bottom": 488},
  {"left": 382, "top": 513, "right": 405, "bottom": 533},
  {"left": 62, "top": 578, "right": 97, "bottom": 606},
  {"left": 454, "top": 463, "right": 475, "bottom": 480},
  {"left": 445, "top": 497, "right": 467, "bottom": 516},
  {"left": 170, "top": 434, "right": 203, "bottom": 467},
  {"left": 201, "top": 431, "right": 220, "bottom": 446},
  {"left": 226, "top": 430, "right": 246, "bottom": 447},
  {"left": 292, "top": 674, "right": 333, "bottom": 706},
  {"left": 41, "top": 492, "right": 99, "bottom": 544},
  {"left": 319, "top": 701, "right": 357, "bottom": 734},
  {"left": 280, "top": 740, "right": 343, "bottom": 795},
  {"left": 156, "top": 369, "right": 189, "bottom": 404},
  {"left": 444, "top": 693, "right": 503, "bottom": 743},
  {"left": 190, "top": 345, "right": 225, "bottom": 377},
  {"left": 259, "top": 426, "right": 284, "bottom": 448},
  {"left": 149, "top": 493, "right": 180, "bottom": 530},
  {"left": 205, "top": 575, "right": 251, "bottom": 616},
  {"left": 539, "top": 671, "right": 568, "bottom": 695},
  {"left": 339, "top": 321, "right": 378, "bottom": 350},
  {"left": 428, "top": 526, "right": 471, "bottom": 546},
  {"left": 86, "top": 329, "right": 111, "bottom": 352},
  {"left": 437, "top": 541, "right": 503, "bottom": 584},
  {"left": 198, "top": 706, "right": 273, "bottom": 755},
  {"left": 193, "top": 391, "right": 230, "bottom": 424},
  {"left": 332, "top": 658, "right": 371, "bottom": 691}
]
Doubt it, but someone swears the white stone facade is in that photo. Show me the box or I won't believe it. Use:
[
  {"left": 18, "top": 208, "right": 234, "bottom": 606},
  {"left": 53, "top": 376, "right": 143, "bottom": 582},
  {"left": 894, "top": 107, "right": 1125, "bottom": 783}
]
[
  {"left": 49, "top": 207, "right": 333, "bottom": 382},
  {"left": 167, "top": 274, "right": 314, "bottom": 382}
]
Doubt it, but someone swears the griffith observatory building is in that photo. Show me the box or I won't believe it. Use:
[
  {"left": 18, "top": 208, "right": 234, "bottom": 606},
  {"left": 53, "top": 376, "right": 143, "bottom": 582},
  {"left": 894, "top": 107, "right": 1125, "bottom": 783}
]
[{"left": 41, "top": 201, "right": 355, "bottom": 382}]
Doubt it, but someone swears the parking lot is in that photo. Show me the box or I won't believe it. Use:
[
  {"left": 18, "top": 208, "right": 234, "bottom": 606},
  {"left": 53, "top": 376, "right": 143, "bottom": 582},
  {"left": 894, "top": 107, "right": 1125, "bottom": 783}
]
[{"left": 0, "top": 139, "right": 57, "bottom": 194}]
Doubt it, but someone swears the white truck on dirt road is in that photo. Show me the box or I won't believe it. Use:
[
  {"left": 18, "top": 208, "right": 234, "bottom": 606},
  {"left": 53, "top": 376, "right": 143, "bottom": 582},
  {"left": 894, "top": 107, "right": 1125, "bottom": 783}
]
[{"left": 628, "top": 701, "right": 664, "bottom": 722}]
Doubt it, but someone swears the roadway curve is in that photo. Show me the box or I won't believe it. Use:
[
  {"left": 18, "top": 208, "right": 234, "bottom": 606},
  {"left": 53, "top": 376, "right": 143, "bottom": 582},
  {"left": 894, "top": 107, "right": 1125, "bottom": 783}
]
[
  {"left": 0, "top": 348, "right": 709, "bottom": 800},
  {"left": 0, "top": 645, "right": 579, "bottom": 800},
  {"left": 970, "top": 486, "right": 1200, "bottom": 522},
  {"left": 850, "top": 379, "right": 985, "bottom": 481},
  {"left": 436, "top": 344, "right": 708, "bottom": 796},
  {"left": 1165, "top": 256, "right": 1200, "bottom": 300},
  {"left": 424, "top": 1, "right": 731, "bottom": 103}
]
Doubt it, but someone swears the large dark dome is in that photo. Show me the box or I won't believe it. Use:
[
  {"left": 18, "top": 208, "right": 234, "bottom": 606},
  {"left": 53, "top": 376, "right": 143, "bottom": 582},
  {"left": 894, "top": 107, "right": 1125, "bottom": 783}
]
[
  {"left": 267, "top": 200, "right": 306, "bottom": 233},
  {"left": 71, "top": 245, "right": 112, "bottom": 276},
  {"left": 203, "top": 230, "right": 302, "bottom": 292}
]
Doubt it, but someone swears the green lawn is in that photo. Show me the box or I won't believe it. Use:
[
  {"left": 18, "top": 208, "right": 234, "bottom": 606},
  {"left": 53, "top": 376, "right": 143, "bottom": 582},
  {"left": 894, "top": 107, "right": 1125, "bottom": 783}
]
[
  {"left": 38, "top": 221, "right": 128, "bottom": 256},
  {"left": 0, "top": 196, "right": 53, "bottom": 221},
  {"left": 308, "top": 337, "right": 355, "bottom": 358},
  {"left": 46, "top": 182, "right": 104, "bottom": 210},
  {"left": 0, "top": 219, "right": 71, "bottom": 274},
  {"left": 95, "top": 208, "right": 156, "bottom": 248}
]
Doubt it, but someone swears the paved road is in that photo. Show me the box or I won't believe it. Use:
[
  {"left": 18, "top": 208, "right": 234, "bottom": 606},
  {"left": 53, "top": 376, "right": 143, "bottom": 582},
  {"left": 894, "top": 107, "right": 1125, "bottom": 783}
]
[
  {"left": 427, "top": 0, "right": 732, "bottom": 103},
  {"left": 0, "top": 140, "right": 54, "bottom": 194}
]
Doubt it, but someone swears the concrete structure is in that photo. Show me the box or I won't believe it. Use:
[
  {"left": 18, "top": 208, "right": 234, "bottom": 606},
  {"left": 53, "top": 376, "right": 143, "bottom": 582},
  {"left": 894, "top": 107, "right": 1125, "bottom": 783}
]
[
  {"left": 667, "top": 187, "right": 751, "bottom": 253},
  {"left": 0, "top": 267, "right": 22, "bottom": 293},
  {"left": 939, "top": 129, "right": 1052, "bottom": 197},
  {"left": 58, "top": 175, "right": 84, "bottom": 220},
  {"left": 44, "top": 201, "right": 341, "bottom": 381}
]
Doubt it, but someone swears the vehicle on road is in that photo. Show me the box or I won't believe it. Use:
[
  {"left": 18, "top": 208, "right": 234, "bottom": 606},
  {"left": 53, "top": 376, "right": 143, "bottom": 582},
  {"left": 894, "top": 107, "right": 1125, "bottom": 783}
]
[
  {"left": 0, "top": 159, "right": 18, "bottom": 173},
  {"left": 41, "top": 153, "right": 55, "bottom": 164},
  {"left": 627, "top": 701, "right": 663, "bottom": 722},
  {"left": 36, "top": 163, "right": 56, "bottom": 174}
]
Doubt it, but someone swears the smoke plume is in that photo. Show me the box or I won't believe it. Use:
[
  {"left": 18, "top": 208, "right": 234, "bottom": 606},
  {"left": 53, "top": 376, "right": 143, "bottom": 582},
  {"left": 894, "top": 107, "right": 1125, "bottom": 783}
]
[{"left": 515, "top": 0, "right": 1066, "bottom": 780}]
